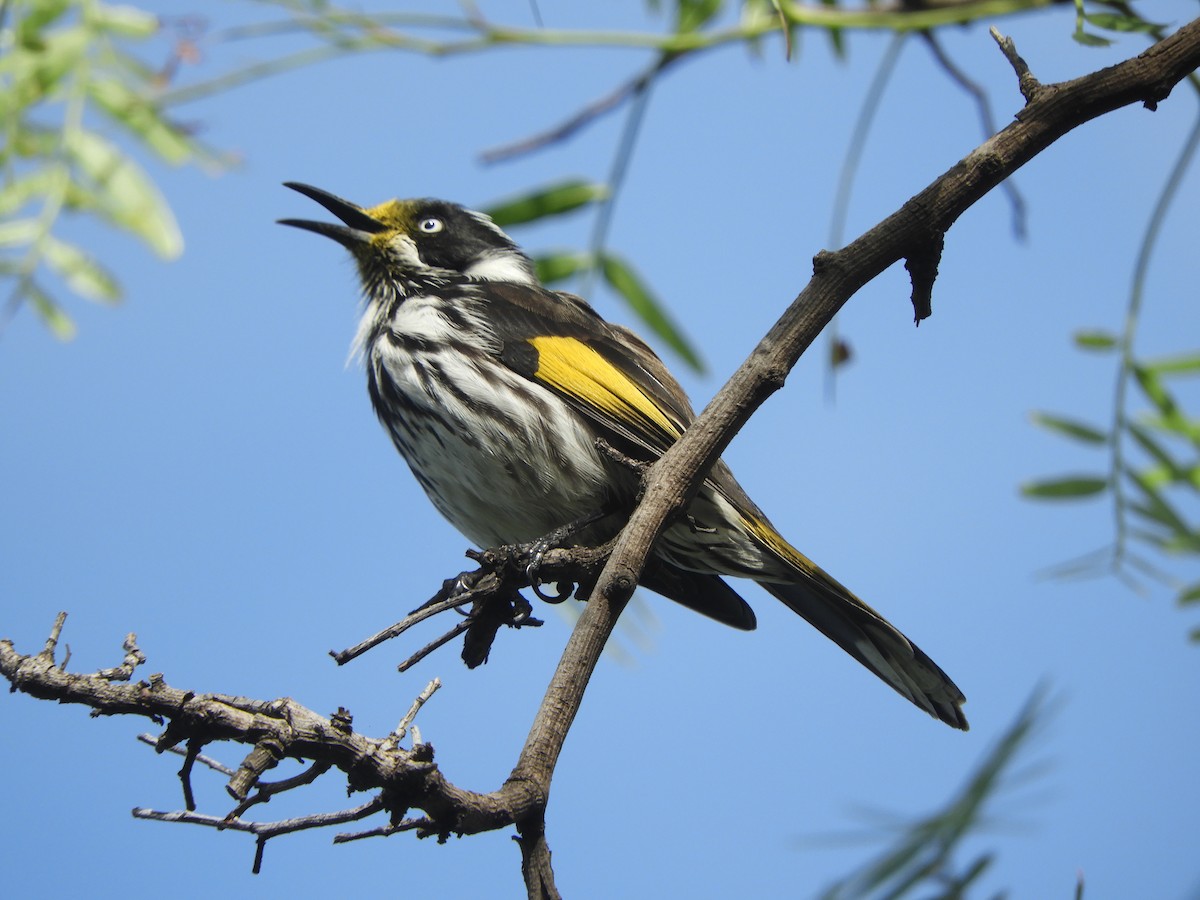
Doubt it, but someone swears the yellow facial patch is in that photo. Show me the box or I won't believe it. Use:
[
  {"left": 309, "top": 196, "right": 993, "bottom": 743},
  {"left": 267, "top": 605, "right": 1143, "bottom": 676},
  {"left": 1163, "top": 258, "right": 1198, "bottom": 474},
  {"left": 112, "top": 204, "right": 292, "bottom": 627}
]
[
  {"left": 529, "top": 336, "right": 681, "bottom": 440},
  {"left": 364, "top": 199, "right": 413, "bottom": 229}
]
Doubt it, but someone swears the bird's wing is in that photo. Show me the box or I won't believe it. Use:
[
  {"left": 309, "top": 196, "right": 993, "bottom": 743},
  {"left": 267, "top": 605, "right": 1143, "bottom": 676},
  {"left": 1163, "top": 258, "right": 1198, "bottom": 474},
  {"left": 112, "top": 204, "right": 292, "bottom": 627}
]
[{"left": 484, "top": 281, "right": 696, "bottom": 459}]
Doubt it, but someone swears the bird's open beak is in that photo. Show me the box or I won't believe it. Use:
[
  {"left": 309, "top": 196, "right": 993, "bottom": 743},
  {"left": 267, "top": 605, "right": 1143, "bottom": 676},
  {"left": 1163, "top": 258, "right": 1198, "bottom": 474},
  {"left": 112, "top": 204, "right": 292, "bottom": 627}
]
[{"left": 278, "top": 182, "right": 388, "bottom": 248}]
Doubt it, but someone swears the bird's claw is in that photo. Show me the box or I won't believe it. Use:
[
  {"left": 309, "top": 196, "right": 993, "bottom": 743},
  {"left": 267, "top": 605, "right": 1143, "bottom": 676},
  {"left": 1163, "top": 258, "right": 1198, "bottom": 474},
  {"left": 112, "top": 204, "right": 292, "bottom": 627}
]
[
  {"left": 448, "top": 572, "right": 477, "bottom": 616},
  {"left": 526, "top": 551, "right": 572, "bottom": 604}
]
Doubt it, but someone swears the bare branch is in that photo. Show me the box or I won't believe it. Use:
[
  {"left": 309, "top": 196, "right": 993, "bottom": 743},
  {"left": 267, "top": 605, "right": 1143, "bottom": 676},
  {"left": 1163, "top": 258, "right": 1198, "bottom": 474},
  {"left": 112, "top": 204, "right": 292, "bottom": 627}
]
[
  {"left": 1, "top": 619, "right": 544, "bottom": 861},
  {"left": 507, "top": 14, "right": 1200, "bottom": 796}
]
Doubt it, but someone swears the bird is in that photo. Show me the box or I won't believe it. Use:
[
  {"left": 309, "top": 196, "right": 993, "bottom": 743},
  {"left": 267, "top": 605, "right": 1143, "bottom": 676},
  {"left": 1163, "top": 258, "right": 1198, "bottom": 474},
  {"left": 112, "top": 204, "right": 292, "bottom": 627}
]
[{"left": 279, "top": 182, "right": 968, "bottom": 730}]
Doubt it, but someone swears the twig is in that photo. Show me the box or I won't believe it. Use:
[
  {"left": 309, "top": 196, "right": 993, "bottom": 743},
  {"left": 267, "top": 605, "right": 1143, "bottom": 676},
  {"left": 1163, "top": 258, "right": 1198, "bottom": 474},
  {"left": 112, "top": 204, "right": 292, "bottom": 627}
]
[
  {"left": 133, "top": 798, "right": 386, "bottom": 873},
  {"left": 137, "top": 733, "right": 237, "bottom": 776},
  {"left": 397, "top": 620, "right": 474, "bottom": 673},
  {"left": 480, "top": 54, "right": 679, "bottom": 163},
  {"left": 38, "top": 611, "right": 67, "bottom": 662},
  {"left": 387, "top": 678, "right": 443, "bottom": 749},
  {"left": 334, "top": 816, "right": 434, "bottom": 843},
  {"left": 989, "top": 26, "right": 1044, "bottom": 103},
  {"left": 95, "top": 633, "right": 147, "bottom": 681},
  {"left": 330, "top": 590, "right": 477, "bottom": 665},
  {"left": 228, "top": 760, "right": 334, "bottom": 819}
]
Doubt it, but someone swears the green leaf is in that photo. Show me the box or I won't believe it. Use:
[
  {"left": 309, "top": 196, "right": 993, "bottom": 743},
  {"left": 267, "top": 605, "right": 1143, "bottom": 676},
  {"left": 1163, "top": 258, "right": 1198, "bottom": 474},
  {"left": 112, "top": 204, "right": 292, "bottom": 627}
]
[
  {"left": 1124, "top": 467, "right": 1190, "bottom": 534},
  {"left": 87, "top": 78, "right": 194, "bottom": 164},
  {"left": 1140, "top": 413, "right": 1200, "bottom": 447},
  {"left": 16, "top": 0, "right": 72, "bottom": 47},
  {"left": 599, "top": 252, "right": 704, "bottom": 373},
  {"left": 820, "top": 688, "right": 1051, "bottom": 900},
  {"left": 0, "top": 219, "right": 41, "bottom": 247},
  {"left": 0, "top": 168, "right": 59, "bottom": 216},
  {"left": 41, "top": 235, "right": 122, "bottom": 303},
  {"left": 1030, "top": 412, "right": 1107, "bottom": 445},
  {"left": 1021, "top": 475, "right": 1108, "bottom": 500},
  {"left": 24, "top": 24, "right": 91, "bottom": 94},
  {"left": 1072, "top": 28, "right": 1112, "bottom": 48},
  {"left": 87, "top": 2, "right": 159, "bottom": 38},
  {"left": 1142, "top": 351, "right": 1200, "bottom": 378},
  {"left": 676, "top": 0, "right": 722, "bottom": 33},
  {"left": 1179, "top": 583, "right": 1200, "bottom": 605},
  {"left": 1083, "top": 12, "right": 1165, "bottom": 35},
  {"left": 531, "top": 251, "right": 593, "bottom": 285},
  {"left": 64, "top": 129, "right": 183, "bottom": 259},
  {"left": 1132, "top": 364, "right": 1180, "bottom": 418},
  {"left": 1073, "top": 329, "right": 1118, "bottom": 351},
  {"left": 27, "top": 282, "right": 77, "bottom": 340},
  {"left": 483, "top": 180, "right": 608, "bottom": 228},
  {"left": 1127, "top": 422, "right": 1179, "bottom": 468}
]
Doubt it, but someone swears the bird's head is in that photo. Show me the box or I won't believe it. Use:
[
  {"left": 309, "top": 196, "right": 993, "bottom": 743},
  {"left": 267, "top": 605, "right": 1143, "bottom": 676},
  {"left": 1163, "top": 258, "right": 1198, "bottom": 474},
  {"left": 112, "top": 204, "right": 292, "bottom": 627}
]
[{"left": 279, "top": 182, "right": 537, "bottom": 292}]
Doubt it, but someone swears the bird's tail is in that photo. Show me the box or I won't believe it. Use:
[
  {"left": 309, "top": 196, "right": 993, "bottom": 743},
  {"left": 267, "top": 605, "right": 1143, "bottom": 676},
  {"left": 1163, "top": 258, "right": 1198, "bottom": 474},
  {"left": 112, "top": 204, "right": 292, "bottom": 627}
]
[{"left": 761, "top": 574, "right": 968, "bottom": 730}]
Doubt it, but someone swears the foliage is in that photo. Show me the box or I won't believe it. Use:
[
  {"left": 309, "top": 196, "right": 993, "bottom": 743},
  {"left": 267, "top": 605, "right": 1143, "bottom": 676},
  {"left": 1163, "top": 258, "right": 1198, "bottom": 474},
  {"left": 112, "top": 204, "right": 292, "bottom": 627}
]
[
  {"left": 0, "top": 0, "right": 217, "bottom": 338},
  {"left": 820, "top": 688, "right": 1053, "bottom": 900},
  {"left": 1023, "top": 89, "right": 1200, "bottom": 636}
]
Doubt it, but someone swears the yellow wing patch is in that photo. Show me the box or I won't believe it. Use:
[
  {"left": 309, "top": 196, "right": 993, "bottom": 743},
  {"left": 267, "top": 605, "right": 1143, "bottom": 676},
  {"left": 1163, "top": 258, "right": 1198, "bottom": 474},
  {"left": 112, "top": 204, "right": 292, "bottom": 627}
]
[{"left": 529, "top": 336, "right": 681, "bottom": 440}]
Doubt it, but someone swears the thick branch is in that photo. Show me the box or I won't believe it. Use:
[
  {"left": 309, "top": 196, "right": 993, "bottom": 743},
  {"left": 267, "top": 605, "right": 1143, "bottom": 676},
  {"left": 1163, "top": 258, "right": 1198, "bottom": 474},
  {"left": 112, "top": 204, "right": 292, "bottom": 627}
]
[{"left": 511, "top": 17, "right": 1200, "bottom": 789}]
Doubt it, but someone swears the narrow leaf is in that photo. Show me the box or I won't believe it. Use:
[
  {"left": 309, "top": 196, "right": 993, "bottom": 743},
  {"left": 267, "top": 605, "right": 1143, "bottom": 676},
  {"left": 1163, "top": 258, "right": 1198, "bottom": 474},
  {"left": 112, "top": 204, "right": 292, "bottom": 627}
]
[
  {"left": 1030, "top": 412, "right": 1107, "bottom": 445},
  {"left": 64, "top": 129, "right": 183, "bottom": 259},
  {"left": 531, "top": 251, "right": 592, "bottom": 285},
  {"left": 1073, "top": 329, "right": 1118, "bottom": 351},
  {"left": 87, "top": 78, "right": 194, "bottom": 164},
  {"left": 27, "top": 282, "right": 77, "bottom": 340},
  {"left": 1178, "top": 583, "right": 1200, "bottom": 605},
  {"left": 483, "top": 180, "right": 608, "bottom": 227},
  {"left": 41, "top": 235, "right": 122, "bottom": 303},
  {"left": 1124, "top": 468, "right": 1190, "bottom": 533},
  {"left": 1132, "top": 364, "right": 1175, "bottom": 415},
  {"left": 676, "top": 0, "right": 722, "bottom": 33},
  {"left": 0, "top": 168, "right": 60, "bottom": 216},
  {"left": 1127, "top": 423, "right": 1183, "bottom": 480},
  {"left": 1072, "top": 29, "right": 1113, "bottom": 47},
  {"left": 1021, "top": 475, "right": 1108, "bottom": 500},
  {"left": 16, "top": 0, "right": 72, "bottom": 47},
  {"left": 1083, "top": 12, "right": 1165, "bottom": 34},
  {"left": 599, "top": 252, "right": 704, "bottom": 373},
  {"left": 88, "top": 2, "right": 159, "bottom": 38},
  {"left": 0, "top": 219, "right": 41, "bottom": 247},
  {"left": 1142, "top": 351, "right": 1200, "bottom": 378}
]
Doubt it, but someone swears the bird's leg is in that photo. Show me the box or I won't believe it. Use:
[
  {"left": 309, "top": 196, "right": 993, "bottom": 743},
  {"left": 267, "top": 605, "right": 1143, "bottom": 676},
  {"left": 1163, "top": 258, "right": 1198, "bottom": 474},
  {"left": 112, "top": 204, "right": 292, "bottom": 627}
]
[{"left": 525, "top": 509, "right": 613, "bottom": 603}]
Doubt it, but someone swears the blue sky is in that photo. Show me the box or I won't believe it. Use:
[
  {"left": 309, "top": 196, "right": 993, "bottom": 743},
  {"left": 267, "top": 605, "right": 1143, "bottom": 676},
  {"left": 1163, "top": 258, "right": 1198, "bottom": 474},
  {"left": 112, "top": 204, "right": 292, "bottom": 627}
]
[{"left": 3, "top": 2, "right": 1198, "bottom": 897}]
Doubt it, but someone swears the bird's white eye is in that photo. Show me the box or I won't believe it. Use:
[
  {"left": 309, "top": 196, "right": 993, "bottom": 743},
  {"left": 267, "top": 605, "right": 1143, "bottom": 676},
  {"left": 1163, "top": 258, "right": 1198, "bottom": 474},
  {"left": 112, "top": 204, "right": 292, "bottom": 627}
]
[{"left": 418, "top": 217, "right": 443, "bottom": 233}]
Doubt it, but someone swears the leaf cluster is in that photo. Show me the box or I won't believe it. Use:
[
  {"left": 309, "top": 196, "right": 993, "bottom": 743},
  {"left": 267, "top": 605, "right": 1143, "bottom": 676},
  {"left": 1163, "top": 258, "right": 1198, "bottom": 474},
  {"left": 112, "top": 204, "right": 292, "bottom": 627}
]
[
  {"left": 0, "top": 0, "right": 210, "bottom": 338},
  {"left": 1025, "top": 332, "right": 1200, "bottom": 633}
]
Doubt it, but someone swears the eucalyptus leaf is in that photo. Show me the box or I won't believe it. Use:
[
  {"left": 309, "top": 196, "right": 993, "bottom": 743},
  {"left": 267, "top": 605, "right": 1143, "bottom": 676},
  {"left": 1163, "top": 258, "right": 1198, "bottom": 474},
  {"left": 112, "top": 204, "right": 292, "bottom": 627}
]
[
  {"left": 41, "top": 234, "right": 122, "bottom": 303},
  {"left": 87, "top": 78, "right": 194, "bottom": 164},
  {"left": 87, "top": 1, "right": 160, "bottom": 38},
  {"left": 64, "top": 129, "right": 183, "bottom": 259},
  {"left": 1020, "top": 475, "right": 1108, "bottom": 500},
  {"left": 531, "top": 251, "right": 593, "bottom": 285},
  {"left": 484, "top": 180, "right": 608, "bottom": 228},
  {"left": 1030, "top": 412, "right": 1107, "bottom": 445},
  {"left": 600, "top": 252, "right": 704, "bottom": 372},
  {"left": 27, "top": 282, "right": 77, "bottom": 340},
  {"left": 1073, "top": 329, "right": 1118, "bottom": 351}
]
